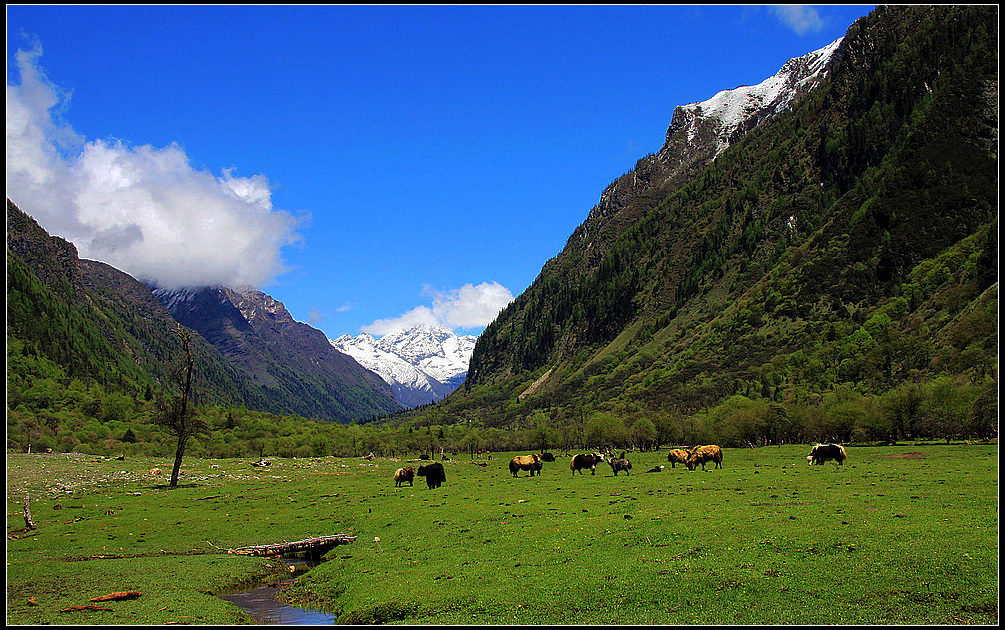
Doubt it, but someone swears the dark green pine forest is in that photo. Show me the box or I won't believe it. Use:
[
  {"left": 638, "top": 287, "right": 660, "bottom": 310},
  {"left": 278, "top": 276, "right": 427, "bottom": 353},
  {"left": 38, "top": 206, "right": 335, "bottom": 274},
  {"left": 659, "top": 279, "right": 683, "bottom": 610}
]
[{"left": 5, "top": 5, "right": 998, "bottom": 459}]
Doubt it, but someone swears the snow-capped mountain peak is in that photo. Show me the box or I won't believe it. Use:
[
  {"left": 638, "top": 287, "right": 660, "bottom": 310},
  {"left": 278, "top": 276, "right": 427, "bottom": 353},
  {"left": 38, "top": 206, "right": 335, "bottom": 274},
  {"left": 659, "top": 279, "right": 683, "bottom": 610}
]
[
  {"left": 330, "top": 324, "right": 476, "bottom": 408},
  {"left": 589, "top": 37, "right": 844, "bottom": 230},
  {"left": 676, "top": 37, "right": 843, "bottom": 157}
]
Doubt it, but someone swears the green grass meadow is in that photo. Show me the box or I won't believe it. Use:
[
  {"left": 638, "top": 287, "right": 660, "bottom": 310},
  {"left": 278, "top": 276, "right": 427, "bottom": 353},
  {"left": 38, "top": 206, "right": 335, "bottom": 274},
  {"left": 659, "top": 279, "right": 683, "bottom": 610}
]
[{"left": 6, "top": 444, "right": 998, "bottom": 625}]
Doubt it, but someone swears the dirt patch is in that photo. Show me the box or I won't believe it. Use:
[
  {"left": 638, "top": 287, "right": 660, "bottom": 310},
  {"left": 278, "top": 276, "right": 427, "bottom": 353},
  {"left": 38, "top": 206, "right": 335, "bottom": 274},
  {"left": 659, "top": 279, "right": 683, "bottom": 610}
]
[{"left": 885, "top": 452, "right": 926, "bottom": 459}]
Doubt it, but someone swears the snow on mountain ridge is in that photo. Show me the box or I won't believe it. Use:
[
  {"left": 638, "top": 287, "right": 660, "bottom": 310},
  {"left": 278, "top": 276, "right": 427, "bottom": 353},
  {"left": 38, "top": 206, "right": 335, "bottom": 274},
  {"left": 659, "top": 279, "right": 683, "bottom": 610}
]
[
  {"left": 591, "top": 37, "right": 844, "bottom": 233},
  {"left": 330, "top": 324, "right": 475, "bottom": 408},
  {"left": 679, "top": 37, "right": 843, "bottom": 156}
]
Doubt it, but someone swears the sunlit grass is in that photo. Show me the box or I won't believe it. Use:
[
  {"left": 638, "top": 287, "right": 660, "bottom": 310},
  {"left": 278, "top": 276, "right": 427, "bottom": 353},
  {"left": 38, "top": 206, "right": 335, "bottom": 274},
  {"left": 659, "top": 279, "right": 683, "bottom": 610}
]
[{"left": 6, "top": 444, "right": 998, "bottom": 624}]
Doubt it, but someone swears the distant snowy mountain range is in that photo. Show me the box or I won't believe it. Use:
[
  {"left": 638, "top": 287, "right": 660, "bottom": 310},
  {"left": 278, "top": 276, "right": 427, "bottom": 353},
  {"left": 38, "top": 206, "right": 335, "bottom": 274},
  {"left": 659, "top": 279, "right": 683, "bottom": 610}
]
[
  {"left": 151, "top": 281, "right": 476, "bottom": 410},
  {"left": 330, "top": 325, "right": 477, "bottom": 408},
  {"left": 147, "top": 284, "right": 401, "bottom": 421}
]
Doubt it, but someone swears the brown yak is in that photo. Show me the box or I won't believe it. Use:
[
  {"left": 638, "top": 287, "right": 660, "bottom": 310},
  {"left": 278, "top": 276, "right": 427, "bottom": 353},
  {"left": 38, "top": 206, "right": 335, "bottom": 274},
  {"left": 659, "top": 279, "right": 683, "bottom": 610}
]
[
  {"left": 685, "top": 445, "right": 723, "bottom": 471},
  {"left": 509, "top": 453, "right": 543, "bottom": 477},
  {"left": 607, "top": 451, "right": 632, "bottom": 476},
  {"left": 393, "top": 467, "right": 415, "bottom": 487},
  {"left": 667, "top": 449, "right": 690, "bottom": 469}
]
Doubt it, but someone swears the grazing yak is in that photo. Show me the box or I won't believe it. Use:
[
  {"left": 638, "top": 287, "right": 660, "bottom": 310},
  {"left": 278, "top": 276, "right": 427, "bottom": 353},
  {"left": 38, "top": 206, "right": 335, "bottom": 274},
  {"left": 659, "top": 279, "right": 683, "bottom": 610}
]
[
  {"left": 509, "top": 453, "right": 543, "bottom": 477},
  {"left": 667, "top": 449, "right": 690, "bottom": 469},
  {"left": 808, "top": 443, "right": 847, "bottom": 465},
  {"left": 570, "top": 452, "right": 605, "bottom": 476},
  {"left": 540, "top": 452, "right": 556, "bottom": 462},
  {"left": 393, "top": 467, "right": 415, "bottom": 487},
  {"left": 685, "top": 445, "right": 723, "bottom": 471},
  {"left": 608, "top": 452, "right": 632, "bottom": 476},
  {"left": 417, "top": 462, "right": 446, "bottom": 489}
]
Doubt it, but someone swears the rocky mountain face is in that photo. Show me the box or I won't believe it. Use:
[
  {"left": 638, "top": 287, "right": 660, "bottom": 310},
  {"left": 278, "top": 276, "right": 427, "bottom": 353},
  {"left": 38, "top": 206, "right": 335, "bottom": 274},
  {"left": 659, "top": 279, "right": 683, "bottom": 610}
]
[
  {"left": 151, "top": 285, "right": 402, "bottom": 421},
  {"left": 330, "top": 325, "right": 476, "bottom": 408},
  {"left": 440, "top": 5, "right": 997, "bottom": 428},
  {"left": 6, "top": 198, "right": 83, "bottom": 300}
]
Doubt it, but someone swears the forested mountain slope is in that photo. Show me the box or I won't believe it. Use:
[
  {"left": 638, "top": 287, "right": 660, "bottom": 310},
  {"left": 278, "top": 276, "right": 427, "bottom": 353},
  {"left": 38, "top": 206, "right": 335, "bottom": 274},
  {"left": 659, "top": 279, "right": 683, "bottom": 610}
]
[
  {"left": 7, "top": 200, "right": 400, "bottom": 423},
  {"left": 151, "top": 285, "right": 401, "bottom": 421},
  {"left": 406, "top": 5, "right": 998, "bottom": 444},
  {"left": 7, "top": 199, "right": 256, "bottom": 407}
]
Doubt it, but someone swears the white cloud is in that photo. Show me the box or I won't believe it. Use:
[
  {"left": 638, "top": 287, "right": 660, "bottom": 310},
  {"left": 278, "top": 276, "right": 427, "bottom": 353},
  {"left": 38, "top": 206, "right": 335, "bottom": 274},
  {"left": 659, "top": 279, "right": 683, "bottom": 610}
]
[
  {"left": 770, "top": 5, "right": 824, "bottom": 35},
  {"left": 361, "top": 281, "right": 514, "bottom": 336},
  {"left": 5, "top": 44, "right": 301, "bottom": 290},
  {"left": 362, "top": 305, "right": 440, "bottom": 336}
]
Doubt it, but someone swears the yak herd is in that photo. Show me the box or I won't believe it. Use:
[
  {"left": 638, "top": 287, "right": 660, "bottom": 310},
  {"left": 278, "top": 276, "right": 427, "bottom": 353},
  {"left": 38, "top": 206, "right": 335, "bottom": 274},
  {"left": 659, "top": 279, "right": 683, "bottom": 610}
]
[{"left": 393, "top": 443, "right": 847, "bottom": 489}]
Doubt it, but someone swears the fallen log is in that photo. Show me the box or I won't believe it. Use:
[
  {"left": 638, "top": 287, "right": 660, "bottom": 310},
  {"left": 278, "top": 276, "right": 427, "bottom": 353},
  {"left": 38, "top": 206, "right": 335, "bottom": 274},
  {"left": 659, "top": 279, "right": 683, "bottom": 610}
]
[
  {"left": 60, "top": 605, "right": 113, "bottom": 612},
  {"left": 90, "top": 591, "right": 141, "bottom": 602},
  {"left": 228, "top": 534, "right": 357, "bottom": 559}
]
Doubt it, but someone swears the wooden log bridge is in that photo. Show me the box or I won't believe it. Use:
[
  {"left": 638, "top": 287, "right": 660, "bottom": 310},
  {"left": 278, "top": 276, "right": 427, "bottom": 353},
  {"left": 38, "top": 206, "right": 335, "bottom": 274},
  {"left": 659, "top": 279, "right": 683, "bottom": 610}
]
[{"left": 229, "top": 534, "right": 357, "bottom": 559}]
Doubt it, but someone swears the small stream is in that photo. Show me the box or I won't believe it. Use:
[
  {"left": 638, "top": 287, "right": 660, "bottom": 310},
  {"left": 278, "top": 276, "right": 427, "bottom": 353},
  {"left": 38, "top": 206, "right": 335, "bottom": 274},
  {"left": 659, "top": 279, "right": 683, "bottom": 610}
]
[{"left": 219, "top": 559, "right": 336, "bottom": 625}]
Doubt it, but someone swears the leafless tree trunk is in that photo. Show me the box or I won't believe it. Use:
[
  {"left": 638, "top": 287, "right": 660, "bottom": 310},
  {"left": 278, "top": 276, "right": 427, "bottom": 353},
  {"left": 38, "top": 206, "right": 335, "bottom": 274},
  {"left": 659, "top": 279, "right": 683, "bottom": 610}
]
[
  {"left": 153, "top": 326, "right": 206, "bottom": 488},
  {"left": 23, "top": 495, "right": 36, "bottom": 530},
  {"left": 170, "top": 328, "right": 195, "bottom": 487}
]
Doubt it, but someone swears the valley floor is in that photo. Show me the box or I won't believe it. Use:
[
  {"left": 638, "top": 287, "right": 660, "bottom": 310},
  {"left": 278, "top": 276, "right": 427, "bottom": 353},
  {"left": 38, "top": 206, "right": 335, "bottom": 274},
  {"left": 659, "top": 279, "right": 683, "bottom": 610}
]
[{"left": 5, "top": 443, "right": 998, "bottom": 625}]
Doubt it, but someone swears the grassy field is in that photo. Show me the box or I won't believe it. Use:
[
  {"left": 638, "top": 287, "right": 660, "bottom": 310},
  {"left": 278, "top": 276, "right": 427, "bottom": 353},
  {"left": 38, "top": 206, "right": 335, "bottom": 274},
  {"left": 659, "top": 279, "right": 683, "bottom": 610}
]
[{"left": 5, "top": 444, "right": 998, "bottom": 625}]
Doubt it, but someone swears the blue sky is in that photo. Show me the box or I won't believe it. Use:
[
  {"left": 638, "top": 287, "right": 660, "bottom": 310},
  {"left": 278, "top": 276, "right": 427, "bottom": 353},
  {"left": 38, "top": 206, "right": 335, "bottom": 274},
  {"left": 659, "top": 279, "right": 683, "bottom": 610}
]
[{"left": 6, "top": 4, "right": 874, "bottom": 340}]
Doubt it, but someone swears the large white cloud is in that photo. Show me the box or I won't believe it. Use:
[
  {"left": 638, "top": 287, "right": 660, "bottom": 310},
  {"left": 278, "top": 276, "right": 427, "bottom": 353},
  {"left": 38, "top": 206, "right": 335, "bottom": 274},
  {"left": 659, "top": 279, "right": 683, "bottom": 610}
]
[
  {"left": 5, "top": 44, "right": 301, "bottom": 289},
  {"left": 362, "top": 281, "right": 514, "bottom": 336}
]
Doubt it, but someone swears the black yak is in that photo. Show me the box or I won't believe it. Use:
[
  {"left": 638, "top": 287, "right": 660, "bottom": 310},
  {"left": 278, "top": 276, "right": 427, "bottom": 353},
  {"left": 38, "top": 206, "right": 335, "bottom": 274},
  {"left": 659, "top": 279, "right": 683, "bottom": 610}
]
[
  {"left": 417, "top": 462, "right": 445, "bottom": 489},
  {"left": 570, "top": 453, "right": 605, "bottom": 476},
  {"left": 808, "top": 443, "right": 847, "bottom": 465}
]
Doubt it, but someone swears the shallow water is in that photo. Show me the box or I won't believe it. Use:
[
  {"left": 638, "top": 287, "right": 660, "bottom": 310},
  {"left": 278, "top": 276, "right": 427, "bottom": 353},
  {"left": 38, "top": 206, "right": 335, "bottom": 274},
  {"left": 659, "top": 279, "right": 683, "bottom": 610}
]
[{"left": 220, "top": 560, "right": 336, "bottom": 625}]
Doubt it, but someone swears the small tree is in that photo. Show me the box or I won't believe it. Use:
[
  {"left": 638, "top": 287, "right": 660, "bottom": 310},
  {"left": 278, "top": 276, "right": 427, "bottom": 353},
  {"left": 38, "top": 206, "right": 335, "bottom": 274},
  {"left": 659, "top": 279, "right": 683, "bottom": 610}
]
[
  {"left": 153, "top": 326, "right": 207, "bottom": 487},
  {"left": 630, "top": 417, "right": 657, "bottom": 451},
  {"left": 530, "top": 412, "right": 559, "bottom": 454}
]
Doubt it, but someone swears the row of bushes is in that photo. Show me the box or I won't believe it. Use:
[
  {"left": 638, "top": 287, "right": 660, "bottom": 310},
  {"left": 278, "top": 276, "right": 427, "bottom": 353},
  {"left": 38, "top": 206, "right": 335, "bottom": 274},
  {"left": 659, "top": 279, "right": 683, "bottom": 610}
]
[{"left": 7, "top": 367, "right": 995, "bottom": 460}]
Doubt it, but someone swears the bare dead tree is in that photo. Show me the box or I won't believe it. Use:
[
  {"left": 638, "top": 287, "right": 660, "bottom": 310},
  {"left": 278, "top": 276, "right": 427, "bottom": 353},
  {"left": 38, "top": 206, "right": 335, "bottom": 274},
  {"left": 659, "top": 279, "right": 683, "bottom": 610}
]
[
  {"left": 153, "top": 325, "right": 207, "bottom": 488},
  {"left": 23, "top": 495, "right": 36, "bottom": 530}
]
